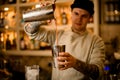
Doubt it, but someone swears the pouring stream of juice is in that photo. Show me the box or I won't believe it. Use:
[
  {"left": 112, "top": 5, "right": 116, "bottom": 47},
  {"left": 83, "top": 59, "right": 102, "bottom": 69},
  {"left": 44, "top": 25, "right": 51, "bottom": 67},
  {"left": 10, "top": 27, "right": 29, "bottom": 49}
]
[
  {"left": 53, "top": 0, "right": 58, "bottom": 45},
  {"left": 53, "top": 1, "right": 61, "bottom": 80},
  {"left": 55, "top": 19, "right": 58, "bottom": 45}
]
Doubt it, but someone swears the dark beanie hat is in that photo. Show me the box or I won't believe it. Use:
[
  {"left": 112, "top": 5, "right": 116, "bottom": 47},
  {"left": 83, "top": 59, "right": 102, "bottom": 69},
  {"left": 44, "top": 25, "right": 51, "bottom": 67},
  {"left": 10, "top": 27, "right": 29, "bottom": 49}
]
[{"left": 71, "top": 0, "right": 94, "bottom": 15}]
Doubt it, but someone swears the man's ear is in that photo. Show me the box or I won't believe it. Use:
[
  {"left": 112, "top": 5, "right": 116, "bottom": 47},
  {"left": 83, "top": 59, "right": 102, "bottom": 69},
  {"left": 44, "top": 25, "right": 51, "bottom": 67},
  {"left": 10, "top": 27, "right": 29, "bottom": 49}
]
[{"left": 89, "top": 16, "right": 93, "bottom": 23}]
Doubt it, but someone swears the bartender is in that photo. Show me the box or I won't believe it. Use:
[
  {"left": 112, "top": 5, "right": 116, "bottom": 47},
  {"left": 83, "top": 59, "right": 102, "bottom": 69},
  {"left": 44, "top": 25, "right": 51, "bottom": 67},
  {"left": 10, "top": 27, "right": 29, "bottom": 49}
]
[{"left": 24, "top": 0, "right": 105, "bottom": 80}]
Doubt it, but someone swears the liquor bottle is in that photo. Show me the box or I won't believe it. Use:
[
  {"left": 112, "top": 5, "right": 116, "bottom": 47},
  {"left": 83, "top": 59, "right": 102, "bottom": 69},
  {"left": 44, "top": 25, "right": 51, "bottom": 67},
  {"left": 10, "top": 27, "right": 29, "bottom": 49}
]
[
  {"left": 12, "top": 38, "right": 17, "bottom": 49},
  {"left": 109, "top": 3, "right": 115, "bottom": 23},
  {"left": 61, "top": 11, "right": 68, "bottom": 25},
  {"left": 6, "top": 34, "right": 11, "bottom": 50},
  {"left": 104, "top": 60, "right": 111, "bottom": 80},
  {"left": 29, "top": 39, "right": 35, "bottom": 50},
  {"left": 0, "top": 12, "right": 4, "bottom": 28},
  {"left": 105, "top": 2, "right": 110, "bottom": 23},
  {"left": 0, "top": 33, "right": 4, "bottom": 50},
  {"left": 34, "top": 40, "right": 40, "bottom": 50},
  {"left": 20, "top": 37, "right": 26, "bottom": 50},
  {"left": 114, "top": 3, "right": 119, "bottom": 23}
]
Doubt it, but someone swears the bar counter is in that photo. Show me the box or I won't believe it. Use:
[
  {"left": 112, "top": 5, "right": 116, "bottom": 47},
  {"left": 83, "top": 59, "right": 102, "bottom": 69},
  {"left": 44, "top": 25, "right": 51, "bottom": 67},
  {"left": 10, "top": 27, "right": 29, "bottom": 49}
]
[{"left": 5, "top": 50, "right": 52, "bottom": 56}]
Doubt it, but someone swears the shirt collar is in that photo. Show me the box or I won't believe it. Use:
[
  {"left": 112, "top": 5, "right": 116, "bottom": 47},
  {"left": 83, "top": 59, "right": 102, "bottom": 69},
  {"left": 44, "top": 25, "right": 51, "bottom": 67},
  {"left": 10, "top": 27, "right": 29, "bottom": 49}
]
[{"left": 71, "top": 27, "right": 88, "bottom": 36}]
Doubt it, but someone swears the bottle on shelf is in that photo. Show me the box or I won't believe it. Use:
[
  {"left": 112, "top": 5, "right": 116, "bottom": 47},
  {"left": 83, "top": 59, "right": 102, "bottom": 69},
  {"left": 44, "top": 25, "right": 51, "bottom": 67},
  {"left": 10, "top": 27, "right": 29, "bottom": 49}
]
[
  {"left": 109, "top": 3, "right": 114, "bottom": 23},
  {"left": 29, "top": 39, "right": 35, "bottom": 50},
  {"left": 61, "top": 11, "right": 68, "bottom": 25},
  {"left": 59, "top": 7, "right": 68, "bottom": 25},
  {"left": 114, "top": 2, "right": 120, "bottom": 23},
  {"left": 20, "top": 37, "right": 27, "bottom": 50},
  {"left": 0, "top": 11, "right": 4, "bottom": 28},
  {"left": 105, "top": 0, "right": 120, "bottom": 24},
  {"left": 34, "top": 40, "right": 40, "bottom": 50},
  {"left": 6, "top": 34, "right": 12, "bottom": 50},
  {"left": 105, "top": 2, "right": 110, "bottom": 23},
  {"left": 104, "top": 60, "right": 111, "bottom": 80},
  {"left": 12, "top": 38, "right": 17, "bottom": 49},
  {"left": 0, "top": 32, "right": 4, "bottom": 50}
]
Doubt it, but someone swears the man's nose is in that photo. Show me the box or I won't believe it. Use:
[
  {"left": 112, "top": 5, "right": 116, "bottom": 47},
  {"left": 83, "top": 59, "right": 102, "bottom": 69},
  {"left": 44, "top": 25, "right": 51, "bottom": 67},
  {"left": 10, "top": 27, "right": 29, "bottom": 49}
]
[{"left": 78, "top": 16, "right": 82, "bottom": 22}]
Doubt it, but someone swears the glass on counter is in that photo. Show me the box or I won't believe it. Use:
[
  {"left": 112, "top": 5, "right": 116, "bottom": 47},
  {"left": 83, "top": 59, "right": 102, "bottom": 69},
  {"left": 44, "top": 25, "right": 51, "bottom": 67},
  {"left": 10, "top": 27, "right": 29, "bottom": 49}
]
[{"left": 25, "top": 65, "right": 39, "bottom": 80}]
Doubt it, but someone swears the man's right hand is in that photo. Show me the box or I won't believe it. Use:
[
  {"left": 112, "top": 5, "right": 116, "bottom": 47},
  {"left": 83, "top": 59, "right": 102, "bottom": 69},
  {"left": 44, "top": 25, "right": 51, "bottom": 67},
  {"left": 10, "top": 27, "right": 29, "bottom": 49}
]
[{"left": 24, "top": 21, "right": 41, "bottom": 34}]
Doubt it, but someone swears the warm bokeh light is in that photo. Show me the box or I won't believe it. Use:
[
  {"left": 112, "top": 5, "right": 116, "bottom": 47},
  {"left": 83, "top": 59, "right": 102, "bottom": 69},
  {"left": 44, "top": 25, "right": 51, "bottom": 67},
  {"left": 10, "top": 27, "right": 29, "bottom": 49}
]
[
  {"left": 0, "top": 33, "right": 4, "bottom": 42},
  {"left": 35, "top": 4, "right": 42, "bottom": 8},
  {"left": 4, "top": 7, "right": 9, "bottom": 11},
  {"left": 5, "top": 25, "right": 9, "bottom": 29},
  {"left": 114, "top": 10, "right": 119, "bottom": 14}
]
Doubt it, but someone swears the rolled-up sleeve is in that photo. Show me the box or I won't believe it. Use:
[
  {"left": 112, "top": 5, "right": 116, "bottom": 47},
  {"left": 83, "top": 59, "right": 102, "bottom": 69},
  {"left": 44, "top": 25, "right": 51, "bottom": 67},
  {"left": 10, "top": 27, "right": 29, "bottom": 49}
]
[{"left": 89, "top": 36, "right": 105, "bottom": 80}]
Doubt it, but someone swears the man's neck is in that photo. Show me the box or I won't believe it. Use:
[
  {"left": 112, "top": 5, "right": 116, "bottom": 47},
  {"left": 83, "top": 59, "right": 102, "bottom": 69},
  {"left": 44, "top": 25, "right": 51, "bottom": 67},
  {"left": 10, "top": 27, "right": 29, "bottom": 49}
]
[{"left": 71, "top": 27, "right": 87, "bottom": 35}]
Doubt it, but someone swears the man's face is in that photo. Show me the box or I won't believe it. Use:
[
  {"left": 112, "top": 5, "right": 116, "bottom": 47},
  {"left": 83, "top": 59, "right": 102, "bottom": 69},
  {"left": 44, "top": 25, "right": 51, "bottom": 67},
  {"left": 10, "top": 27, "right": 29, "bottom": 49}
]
[{"left": 71, "top": 8, "right": 92, "bottom": 32}]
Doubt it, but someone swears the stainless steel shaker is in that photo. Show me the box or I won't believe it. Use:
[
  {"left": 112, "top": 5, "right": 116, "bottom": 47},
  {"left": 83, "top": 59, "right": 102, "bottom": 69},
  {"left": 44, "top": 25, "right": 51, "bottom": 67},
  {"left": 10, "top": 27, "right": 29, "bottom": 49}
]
[
  {"left": 22, "top": 4, "right": 55, "bottom": 22},
  {"left": 52, "top": 45, "right": 65, "bottom": 68}
]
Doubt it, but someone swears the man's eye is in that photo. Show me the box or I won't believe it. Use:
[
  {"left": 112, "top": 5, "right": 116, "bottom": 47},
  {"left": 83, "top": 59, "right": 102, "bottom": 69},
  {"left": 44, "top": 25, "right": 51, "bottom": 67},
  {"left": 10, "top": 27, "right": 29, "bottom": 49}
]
[
  {"left": 82, "top": 15, "right": 89, "bottom": 18},
  {"left": 74, "top": 12, "right": 79, "bottom": 15}
]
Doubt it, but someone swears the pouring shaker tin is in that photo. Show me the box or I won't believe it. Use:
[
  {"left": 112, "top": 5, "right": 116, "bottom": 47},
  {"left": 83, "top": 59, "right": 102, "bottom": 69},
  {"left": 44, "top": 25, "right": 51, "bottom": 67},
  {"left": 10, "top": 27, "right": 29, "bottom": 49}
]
[{"left": 22, "top": 4, "right": 55, "bottom": 22}]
